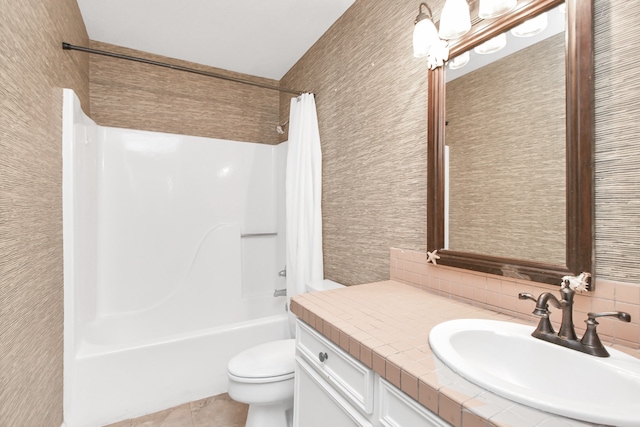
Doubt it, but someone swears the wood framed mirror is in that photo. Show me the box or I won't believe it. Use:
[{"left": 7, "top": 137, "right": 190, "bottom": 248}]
[{"left": 427, "top": 0, "right": 594, "bottom": 286}]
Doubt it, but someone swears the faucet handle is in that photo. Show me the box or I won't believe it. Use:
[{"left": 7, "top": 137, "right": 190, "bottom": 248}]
[
  {"left": 519, "top": 292, "right": 556, "bottom": 336},
  {"left": 519, "top": 293, "right": 550, "bottom": 317},
  {"left": 518, "top": 293, "right": 537, "bottom": 303},
  {"left": 586, "top": 311, "right": 631, "bottom": 323},
  {"left": 580, "top": 311, "right": 631, "bottom": 357}
]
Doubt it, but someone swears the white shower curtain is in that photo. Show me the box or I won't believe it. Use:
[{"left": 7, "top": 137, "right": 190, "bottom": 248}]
[{"left": 286, "top": 93, "right": 324, "bottom": 300}]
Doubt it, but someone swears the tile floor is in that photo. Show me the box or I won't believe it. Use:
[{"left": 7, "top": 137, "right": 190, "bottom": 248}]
[{"left": 104, "top": 393, "right": 248, "bottom": 427}]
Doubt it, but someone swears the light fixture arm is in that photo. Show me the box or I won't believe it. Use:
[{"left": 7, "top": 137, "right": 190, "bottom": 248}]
[{"left": 415, "top": 2, "right": 434, "bottom": 23}]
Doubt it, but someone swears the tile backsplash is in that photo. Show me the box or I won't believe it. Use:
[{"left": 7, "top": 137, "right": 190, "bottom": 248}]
[{"left": 390, "top": 248, "right": 640, "bottom": 349}]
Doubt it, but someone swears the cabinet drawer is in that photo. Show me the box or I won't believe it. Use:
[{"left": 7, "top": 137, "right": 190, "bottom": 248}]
[
  {"left": 379, "top": 378, "right": 450, "bottom": 427},
  {"left": 296, "top": 319, "right": 374, "bottom": 414},
  {"left": 294, "top": 356, "right": 372, "bottom": 427}
]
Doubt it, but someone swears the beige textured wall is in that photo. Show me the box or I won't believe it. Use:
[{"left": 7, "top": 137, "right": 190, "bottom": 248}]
[
  {"left": 446, "top": 34, "right": 566, "bottom": 264},
  {"left": 594, "top": 0, "right": 640, "bottom": 282},
  {"left": 89, "top": 41, "right": 281, "bottom": 144},
  {"left": 282, "top": 0, "right": 640, "bottom": 287},
  {"left": 280, "top": 0, "right": 432, "bottom": 285},
  {"left": 0, "top": 0, "right": 89, "bottom": 425}
]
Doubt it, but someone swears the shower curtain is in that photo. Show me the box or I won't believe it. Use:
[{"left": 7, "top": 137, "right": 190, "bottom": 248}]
[{"left": 286, "top": 93, "right": 324, "bottom": 299}]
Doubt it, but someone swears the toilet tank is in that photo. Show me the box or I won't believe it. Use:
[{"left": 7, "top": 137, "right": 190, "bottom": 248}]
[
  {"left": 288, "top": 280, "right": 345, "bottom": 338},
  {"left": 305, "top": 279, "right": 345, "bottom": 293}
]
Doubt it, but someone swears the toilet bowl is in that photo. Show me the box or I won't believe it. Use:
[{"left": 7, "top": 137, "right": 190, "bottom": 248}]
[
  {"left": 226, "top": 279, "right": 344, "bottom": 427},
  {"left": 227, "top": 339, "right": 296, "bottom": 427}
]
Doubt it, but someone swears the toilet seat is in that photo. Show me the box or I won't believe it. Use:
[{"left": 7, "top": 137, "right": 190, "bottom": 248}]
[
  {"left": 227, "top": 371, "right": 294, "bottom": 384},
  {"left": 227, "top": 339, "right": 295, "bottom": 384}
]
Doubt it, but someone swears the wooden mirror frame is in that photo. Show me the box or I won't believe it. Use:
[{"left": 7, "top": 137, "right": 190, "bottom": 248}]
[{"left": 427, "top": 0, "right": 594, "bottom": 286}]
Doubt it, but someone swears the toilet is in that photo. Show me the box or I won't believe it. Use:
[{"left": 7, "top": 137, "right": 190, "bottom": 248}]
[{"left": 227, "top": 279, "right": 344, "bottom": 427}]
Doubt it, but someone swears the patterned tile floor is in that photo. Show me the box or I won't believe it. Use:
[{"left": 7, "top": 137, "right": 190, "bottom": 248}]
[{"left": 104, "top": 393, "right": 248, "bottom": 427}]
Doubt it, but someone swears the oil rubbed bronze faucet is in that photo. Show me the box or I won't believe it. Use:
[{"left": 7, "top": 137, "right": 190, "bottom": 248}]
[{"left": 518, "top": 273, "right": 631, "bottom": 357}]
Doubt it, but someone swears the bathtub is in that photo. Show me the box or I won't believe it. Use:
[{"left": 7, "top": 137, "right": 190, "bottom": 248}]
[
  {"left": 70, "top": 314, "right": 289, "bottom": 427},
  {"left": 62, "top": 89, "right": 290, "bottom": 427}
]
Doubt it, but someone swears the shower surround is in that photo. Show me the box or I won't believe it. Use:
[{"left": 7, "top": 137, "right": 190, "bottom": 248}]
[{"left": 62, "top": 89, "right": 289, "bottom": 427}]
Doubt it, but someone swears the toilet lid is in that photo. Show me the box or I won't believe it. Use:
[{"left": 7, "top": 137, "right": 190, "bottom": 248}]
[{"left": 227, "top": 339, "right": 296, "bottom": 379}]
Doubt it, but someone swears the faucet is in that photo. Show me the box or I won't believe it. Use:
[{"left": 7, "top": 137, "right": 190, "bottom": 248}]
[
  {"left": 273, "top": 288, "right": 287, "bottom": 297},
  {"left": 273, "top": 266, "right": 287, "bottom": 297},
  {"left": 518, "top": 273, "right": 631, "bottom": 357}
]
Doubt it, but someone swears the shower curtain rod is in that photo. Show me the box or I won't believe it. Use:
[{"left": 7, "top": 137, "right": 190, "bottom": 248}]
[{"left": 62, "top": 42, "right": 307, "bottom": 96}]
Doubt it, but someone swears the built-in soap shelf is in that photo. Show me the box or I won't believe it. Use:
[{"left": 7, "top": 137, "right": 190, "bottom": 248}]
[{"left": 240, "top": 232, "right": 278, "bottom": 238}]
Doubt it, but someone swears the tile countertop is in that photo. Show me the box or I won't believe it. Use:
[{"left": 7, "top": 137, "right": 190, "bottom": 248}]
[{"left": 290, "top": 280, "right": 640, "bottom": 427}]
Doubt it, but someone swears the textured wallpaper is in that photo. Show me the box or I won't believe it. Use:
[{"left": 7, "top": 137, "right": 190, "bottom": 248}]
[
  {"left": 280, "top": 0, "right": 432, "bottom": 285},
  {"left": 282, "top": 0, "right": 640, "bottom": 286},
  {"left": 594, "top": 0, "right": 640, "bottom": 282},
  {"left": 0, "top": 0, "right": 89, "bottom": 425},
  {"left": 446, "top": 34, "right": 566, "bottom": 265},
  {"left": 89, "top": 41, "right": 281, "bottom": 145}
]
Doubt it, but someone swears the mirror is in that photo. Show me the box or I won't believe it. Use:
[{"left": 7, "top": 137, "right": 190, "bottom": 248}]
[
  {"left": 427, "top": 0, "right": 594, "bottom": 286},
  {"left": 446, "top": 5, "right": 566, "bottom": 265}
]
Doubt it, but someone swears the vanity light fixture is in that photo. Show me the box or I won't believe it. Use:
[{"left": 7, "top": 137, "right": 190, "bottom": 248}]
[
  {"left": 473, "top": 33, "right": 507, "bottom": 54},
  {"left": 510, "top": 12, "right": 549, "bottom": 37},
  {"left": 413, "top": 2, "right": 439, "bottom": 58},
  {"left": 478, "top": 0, "right": 517, "bottom": 19},
  {"left": 438, "top": 0, "right": 471, "bottom": 40},
  {"left": 448, "top": 51, "right": 470, "bottom": 69}
]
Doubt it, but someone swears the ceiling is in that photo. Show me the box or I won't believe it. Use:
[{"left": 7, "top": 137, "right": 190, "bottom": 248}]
[{"left": 76, "top": 0, "right": 356, "bottom": 81}]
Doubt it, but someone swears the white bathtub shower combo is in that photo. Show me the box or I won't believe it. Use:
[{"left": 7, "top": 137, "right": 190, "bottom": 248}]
[{"left": 62, "top": 89, "right": 291, "bottom": 427}]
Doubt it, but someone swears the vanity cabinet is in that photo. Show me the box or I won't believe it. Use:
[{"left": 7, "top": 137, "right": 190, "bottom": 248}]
[
  {"left": 295, "top": 357, "right": 372, "bottom": 427},
  {"left": 378, "top": 378, "right": 449, "bottom": 427},
  {"left": 294, "top": 320, "right": 451, "bottom": 427}
]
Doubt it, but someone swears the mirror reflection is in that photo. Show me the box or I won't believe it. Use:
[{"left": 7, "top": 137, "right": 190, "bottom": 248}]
[{"left": 444, "top": 4, "right": 566, "bottom": 265}]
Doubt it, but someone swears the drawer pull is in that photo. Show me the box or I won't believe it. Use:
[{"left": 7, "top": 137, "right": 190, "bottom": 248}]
[{"left": 319, "top": 352, "right": 329, "bottom": 362}]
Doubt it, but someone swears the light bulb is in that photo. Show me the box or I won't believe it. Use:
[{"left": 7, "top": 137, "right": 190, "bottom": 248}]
[
  {"left": 473, "top": 33, "right": 507, "bottom": 54},
  {"left": 448, "top": 51, "right": 470, "bottom": 69},
  {"left": 478, "top": 0, "right": 517, "bottom": 19},
  {"left": 438, "top": 0, "right": 471, "bottom": 40},
  {"left": 413, "top": 15, "right": 439, "bottom": 58},
  {"left": 510, "top": 12, "right": 549, "bottom": 37}
]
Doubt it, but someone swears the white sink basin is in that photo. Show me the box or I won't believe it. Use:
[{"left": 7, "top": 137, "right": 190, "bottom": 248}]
[{"left": 429, "top": 319, "right": 640, "bottom": 426}]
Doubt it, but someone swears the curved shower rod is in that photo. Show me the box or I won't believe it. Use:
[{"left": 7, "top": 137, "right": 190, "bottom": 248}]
[{"left": 62, "top": 42, "right": 311, "bottom": 96}]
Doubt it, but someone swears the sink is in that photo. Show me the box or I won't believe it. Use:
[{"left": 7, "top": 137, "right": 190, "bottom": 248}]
[{"left": 429, "top": 319, "right": 640, "bottom": 426}]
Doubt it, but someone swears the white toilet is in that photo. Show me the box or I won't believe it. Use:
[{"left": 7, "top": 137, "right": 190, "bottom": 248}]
[{"left": 227, "top": 279, "right": 344, "bottom": 427}]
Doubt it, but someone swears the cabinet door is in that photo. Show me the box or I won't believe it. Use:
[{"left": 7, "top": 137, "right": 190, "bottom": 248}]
[
  {"left": 294, "top": 357, "right": 372, "bottom": 427},
  {"left": 378, "top": 378, "right": 450, "bottom": 427}
]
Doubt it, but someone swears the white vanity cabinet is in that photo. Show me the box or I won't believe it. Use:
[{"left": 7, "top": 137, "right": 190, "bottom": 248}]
[
  {"left": 294, "top": 320, "right": 451, "bottom": 427},
  {"left": 295, "top": 357, "right": 373, "bottom": 427},
  {"left": 378, "top": 378, "right": 450, "bottom": 427}
]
